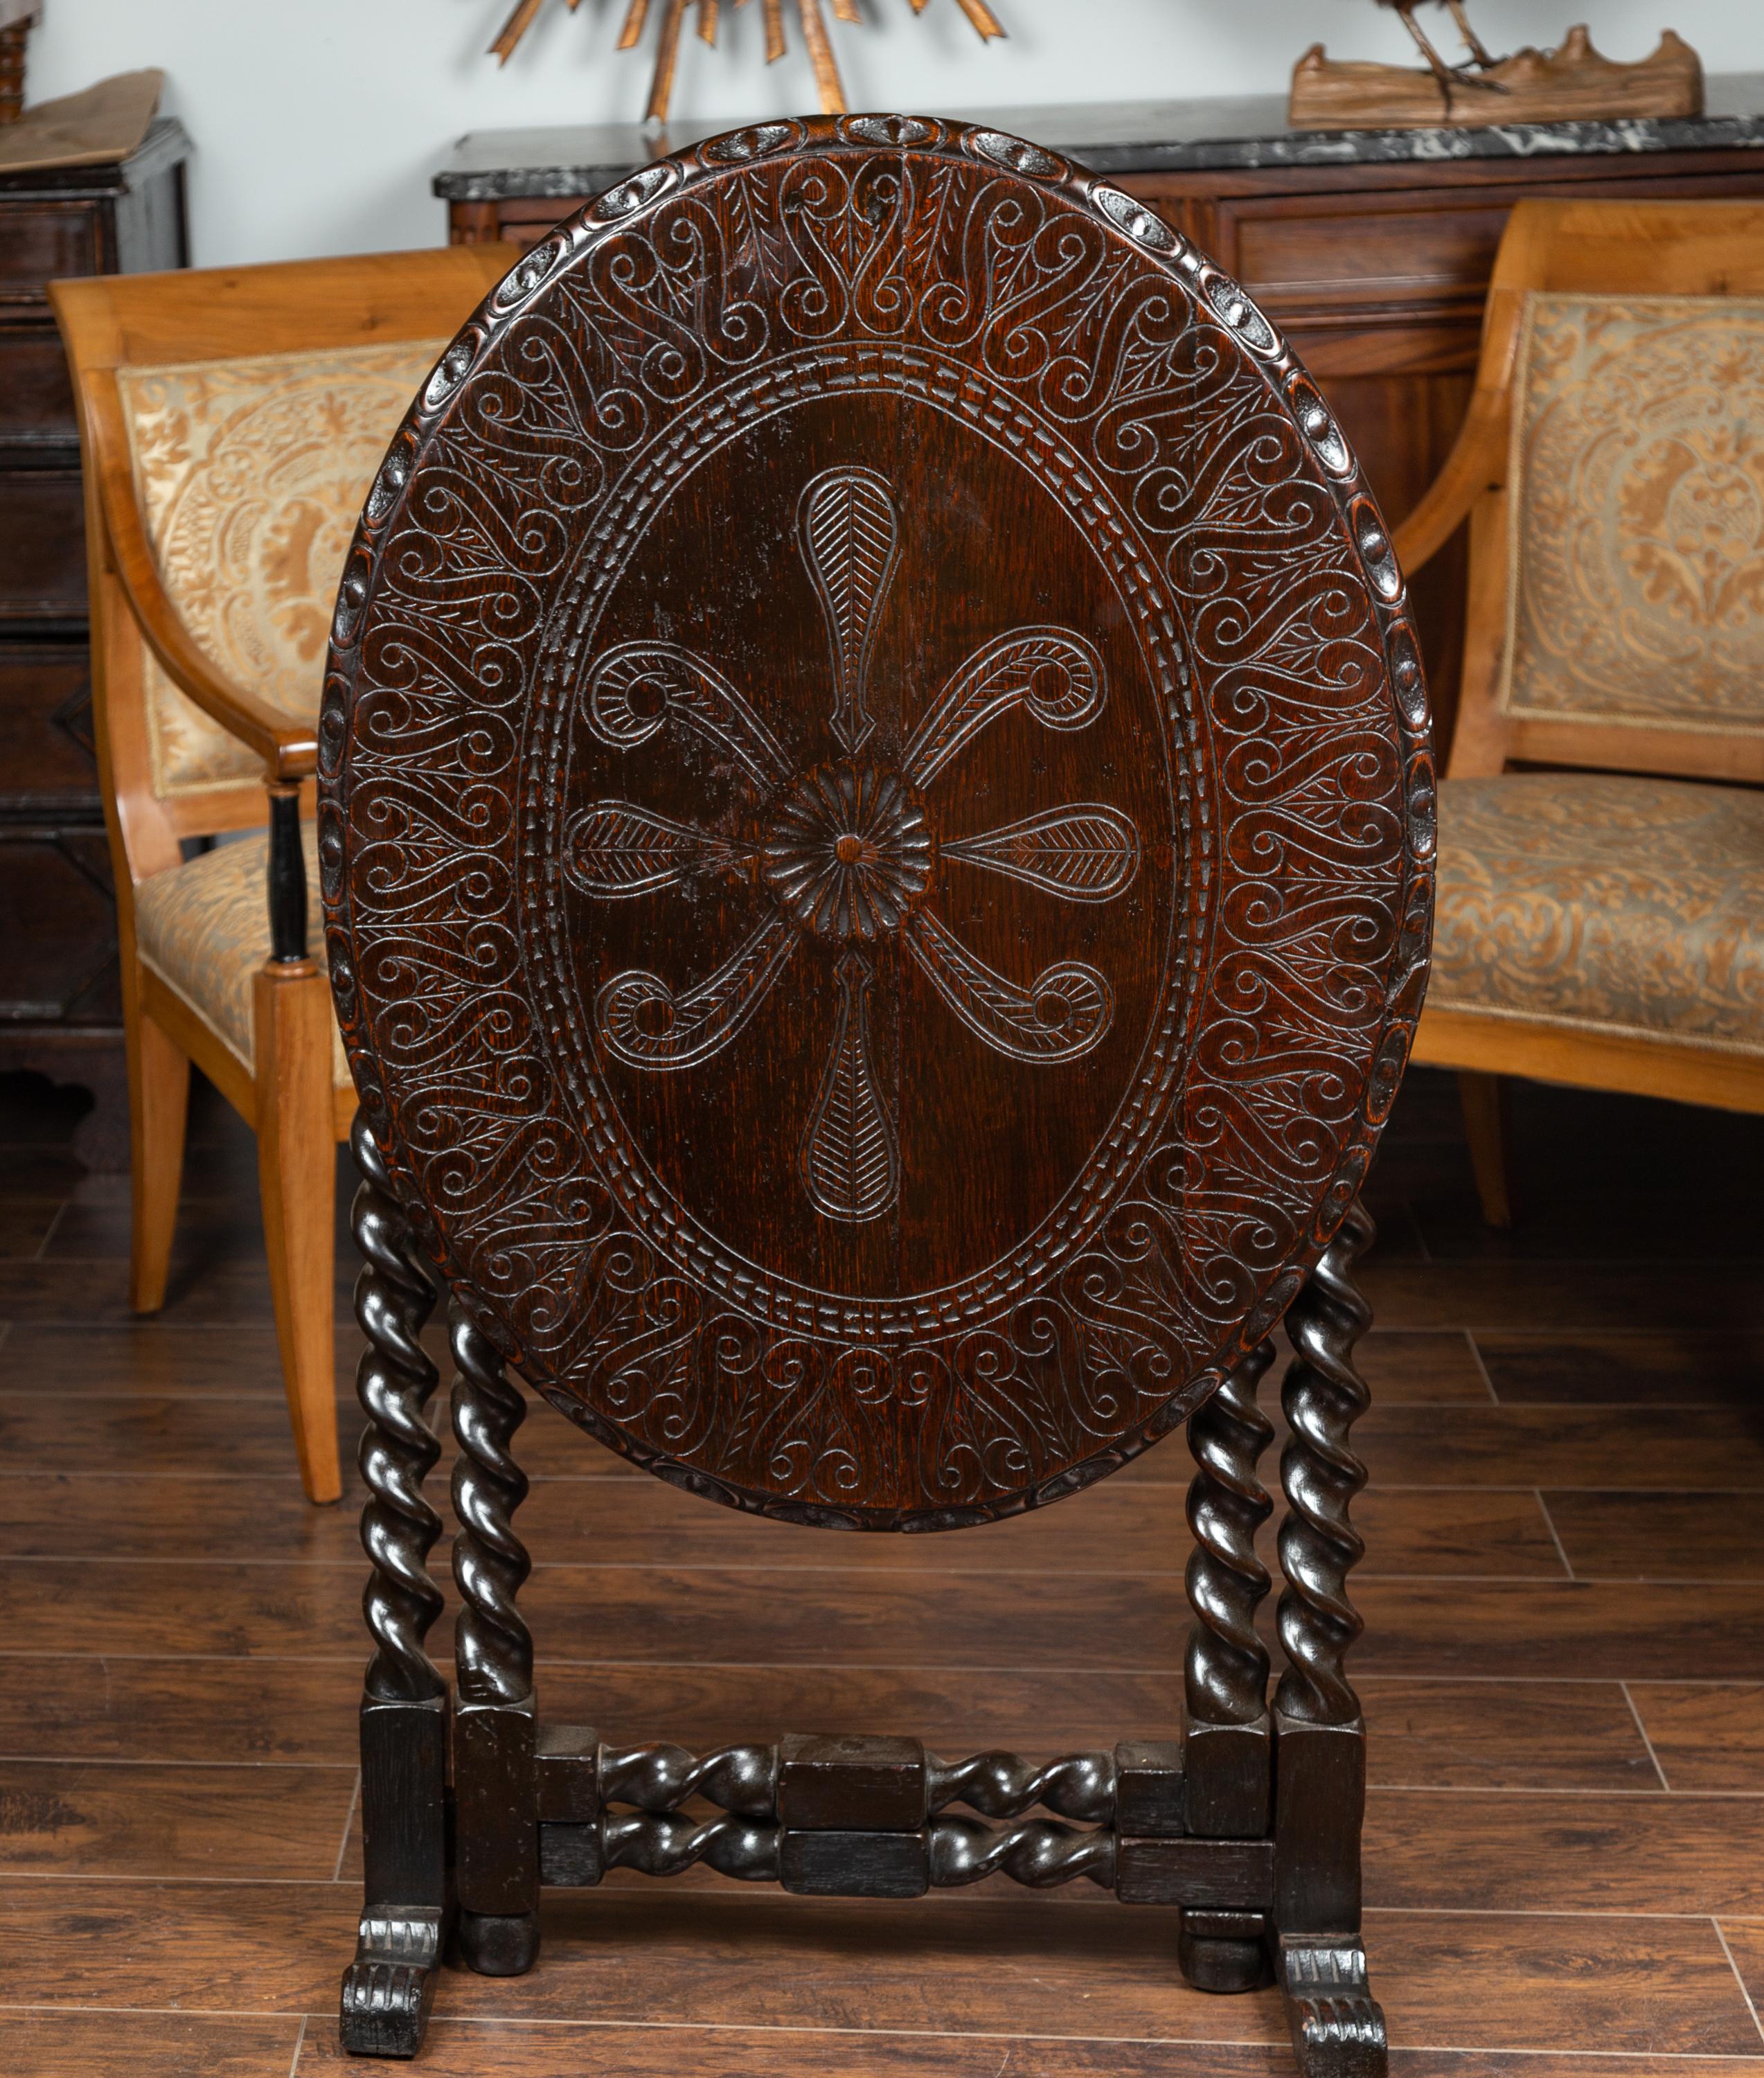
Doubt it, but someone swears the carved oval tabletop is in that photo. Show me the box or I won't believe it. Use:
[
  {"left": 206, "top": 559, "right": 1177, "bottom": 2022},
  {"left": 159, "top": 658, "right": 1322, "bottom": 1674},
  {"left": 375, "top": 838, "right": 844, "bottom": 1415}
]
[{"left": 320, "top": 116, "right": 1434, "bottom": 1529}]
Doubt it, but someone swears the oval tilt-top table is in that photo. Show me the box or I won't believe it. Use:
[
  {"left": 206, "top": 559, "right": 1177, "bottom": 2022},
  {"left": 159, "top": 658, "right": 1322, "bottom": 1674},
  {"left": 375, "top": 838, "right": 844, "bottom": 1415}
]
[{"left": 319, "top": 113, "right": 1434, "bottom": 2072}]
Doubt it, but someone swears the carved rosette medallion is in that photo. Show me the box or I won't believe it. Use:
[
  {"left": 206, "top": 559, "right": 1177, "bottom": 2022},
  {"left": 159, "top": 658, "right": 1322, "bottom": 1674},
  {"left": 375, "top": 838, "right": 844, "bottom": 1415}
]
[
  {"left": 321, "top": 116, "right": 1434, "bottom": 1527},
  {"left": 573, "top": 463, "right": 1132, "bottom": 1223},
  {"left": 763, "top": 763, "right": 932, "bottom": 942}
]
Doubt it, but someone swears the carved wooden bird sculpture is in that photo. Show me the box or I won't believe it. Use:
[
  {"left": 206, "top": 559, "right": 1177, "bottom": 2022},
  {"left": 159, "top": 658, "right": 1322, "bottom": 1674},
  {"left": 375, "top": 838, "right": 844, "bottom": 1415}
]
[
  {"left": 1373, "top": 0, "right": 1506, "bottom": 95},
  {"left": 488, "top": 0, "right": 1006, "bottom": 125}
]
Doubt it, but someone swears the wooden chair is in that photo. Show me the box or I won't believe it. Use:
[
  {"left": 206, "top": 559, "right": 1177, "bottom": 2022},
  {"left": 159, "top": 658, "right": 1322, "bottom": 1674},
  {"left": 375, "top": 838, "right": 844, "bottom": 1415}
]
[
  {"left": 51, "top": 247, "right": 515, "bottom": 1502},
  {"left": 321, "top": 118, "right": 1432, "bottom": 2072},
  {"left": 1395, "top": 199, "right": 1764, "bottom": 1226}
]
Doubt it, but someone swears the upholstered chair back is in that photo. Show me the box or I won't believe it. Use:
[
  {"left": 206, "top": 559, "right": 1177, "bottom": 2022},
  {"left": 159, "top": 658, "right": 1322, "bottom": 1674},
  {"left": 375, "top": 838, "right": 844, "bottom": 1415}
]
[
  {"left": 114, "top": 339, "right": 445, "bottom": 804},
  {"left": 1502, "top": 292, "right": 1764, "bottom": 755}
]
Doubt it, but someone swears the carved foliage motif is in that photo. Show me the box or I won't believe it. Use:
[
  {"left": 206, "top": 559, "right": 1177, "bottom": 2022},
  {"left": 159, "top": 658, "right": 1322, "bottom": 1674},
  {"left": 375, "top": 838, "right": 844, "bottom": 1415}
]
[{"left": 320, "top": 118, "right": 1433, "bottom": 1527}]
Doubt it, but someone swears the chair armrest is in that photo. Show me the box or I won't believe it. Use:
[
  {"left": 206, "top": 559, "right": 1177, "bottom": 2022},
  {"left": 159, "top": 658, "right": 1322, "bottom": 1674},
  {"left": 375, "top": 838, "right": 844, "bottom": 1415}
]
[
  {"left": 89, "top": 373, "right": 319, "bottom": 783},
  {"left": 1391, "top": 386, "right": 1508, "bottom": 577}
]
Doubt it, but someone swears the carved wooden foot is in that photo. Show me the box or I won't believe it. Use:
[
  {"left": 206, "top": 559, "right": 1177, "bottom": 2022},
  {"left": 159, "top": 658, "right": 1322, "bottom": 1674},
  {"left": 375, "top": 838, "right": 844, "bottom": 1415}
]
[
  {"left": 339, "top": 1117, "right": 452, "bottom": 2059},
  {"left": 1272, "top": 1199, "right": 1385, "bottom": 2077},
  {"left": 341, "top": 1900, "right": 445, "bottom": 2058},
  {"left": 1278, "top": 1935, "right": 1388, "bottom": 2077}
]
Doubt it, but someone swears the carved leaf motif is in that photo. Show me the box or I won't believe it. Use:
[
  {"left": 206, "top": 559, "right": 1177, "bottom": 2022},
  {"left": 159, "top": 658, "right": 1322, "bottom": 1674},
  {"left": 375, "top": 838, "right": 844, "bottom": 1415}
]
[
  {"left": 943, "top": 803, "right": 1141, "bottom": 903},
  {"left": 902, "top": 910, "right": 1114, "bottom": 1063},
  {"left": 586, "top": 641, "right": 790, "bottom": 790},
  {"left": 564, "top": 800, "right": 742, "bottom": 898},
  {"left": 597, "top": 916, "right": 796, "bottom": 1070},
  {"left": 903, "top": 627, "right": 1106, "bottom": 788},
  {"left": 798, "top": 467, "right": 900, "bottom": 752},
  {"left": 801, "top": 950, "right": 899, "bottom": 1223}
]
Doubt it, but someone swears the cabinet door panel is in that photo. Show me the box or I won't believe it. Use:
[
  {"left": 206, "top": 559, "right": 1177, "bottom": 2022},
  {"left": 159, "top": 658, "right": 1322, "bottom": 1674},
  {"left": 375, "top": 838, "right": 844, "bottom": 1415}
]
[
  {"left": 0, "top": 643, "right": 97, "bottom": 808},
  {"left": 1229, "top": 200, "right": 1511, "bottom": 311},
  {"left": 0, "top": 203, "right": 103, "bottom": 300},
  {"left": 0, "top": 826, "right": 119, "bottom": 1023},
  {"left": 0, "top": 473, "right": 87, "bottom": 617},
  {"left": 0, "top": 326, "right": 76, "bottom": 446}
]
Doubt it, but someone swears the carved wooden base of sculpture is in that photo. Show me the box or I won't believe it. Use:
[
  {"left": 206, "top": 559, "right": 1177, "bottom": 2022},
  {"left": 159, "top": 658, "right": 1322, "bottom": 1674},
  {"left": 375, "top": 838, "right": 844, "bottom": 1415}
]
[
  {"left": 1288, "top": 26, "right": 1703, "bottom": 133},
  {"left": 341, "top": 1191, "right": 1387, "bottom": 2074}
]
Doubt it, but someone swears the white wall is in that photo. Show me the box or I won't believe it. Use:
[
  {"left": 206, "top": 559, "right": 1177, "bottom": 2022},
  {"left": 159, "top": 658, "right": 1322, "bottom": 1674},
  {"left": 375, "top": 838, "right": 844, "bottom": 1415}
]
[{"left": 26, "top": 0, "right": 1764, "bottom": 267}]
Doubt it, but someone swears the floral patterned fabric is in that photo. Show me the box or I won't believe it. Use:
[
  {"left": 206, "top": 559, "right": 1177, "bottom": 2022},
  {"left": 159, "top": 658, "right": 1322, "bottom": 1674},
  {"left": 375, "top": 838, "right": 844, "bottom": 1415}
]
[
  {"left": 1430, "top": 773, "right": 1764, "bottom": 1051},
  {"left": 134, "top": 824, "right": 350, "bottom": 1083},
  {"left": 1504, "top": 294, "right": 1764, "bottom": 741},
  {"left": 116, "top": 339, "right": 445, "bottom": 800}
]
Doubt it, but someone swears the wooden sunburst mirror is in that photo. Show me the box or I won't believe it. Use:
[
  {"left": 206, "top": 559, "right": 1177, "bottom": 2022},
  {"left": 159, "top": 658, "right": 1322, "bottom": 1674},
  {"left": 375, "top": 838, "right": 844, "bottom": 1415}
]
[{"left": 488, "top": 0, "right": 1006, "bottom": 123}]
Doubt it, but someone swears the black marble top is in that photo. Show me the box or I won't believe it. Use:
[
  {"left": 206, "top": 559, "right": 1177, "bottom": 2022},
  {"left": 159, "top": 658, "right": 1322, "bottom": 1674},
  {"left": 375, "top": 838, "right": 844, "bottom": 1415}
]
[{"left": 435, "top": 73, "right": 1764, "bottom": 201}]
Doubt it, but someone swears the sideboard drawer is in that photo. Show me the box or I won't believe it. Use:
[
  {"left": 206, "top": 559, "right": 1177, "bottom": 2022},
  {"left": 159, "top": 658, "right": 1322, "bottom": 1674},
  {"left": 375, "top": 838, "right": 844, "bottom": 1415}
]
[
  {"left": 1225, "top": 197, "right": 1511, "bottom": 312},
  {"left": 0, "top": 470, "right": 86, "bottom": 616},
  {"left": 0, "top": 201, "right": 103, "bottom": 301},
  {"left": 0, "top": 641, "right": 96, "bottom": 807},
  {"left": 0, "top": 323, "right": 76, "bottom": 446},
  {"left": 0, "top": 822, "right": 119, "bottom": 1023}
]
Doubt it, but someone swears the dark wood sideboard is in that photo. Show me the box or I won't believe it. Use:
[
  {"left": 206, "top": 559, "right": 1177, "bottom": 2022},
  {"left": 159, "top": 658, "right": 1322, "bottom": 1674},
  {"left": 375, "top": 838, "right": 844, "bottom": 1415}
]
[
  {"left": 436, "top": 78, "right": 1764, "bottom": 756},
  {"left": 0, "top": 118, "right": 188, "bottom": 1164}
]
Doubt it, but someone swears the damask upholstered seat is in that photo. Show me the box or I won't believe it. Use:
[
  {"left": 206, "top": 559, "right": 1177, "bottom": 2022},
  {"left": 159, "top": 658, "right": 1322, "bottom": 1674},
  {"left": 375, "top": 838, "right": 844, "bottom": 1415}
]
[
  {"left": 1434, "top": 774, "right": 1764, "bottom": 1054},
  {"left": 133, "top": 831, "right": 350, "bottom": 1085},
  {"left": 1395, "top": 202, "right": 1764, "bottom": 1220},
  {"left": 51, "top": 249, "right": 517, "bottom": 1502}
]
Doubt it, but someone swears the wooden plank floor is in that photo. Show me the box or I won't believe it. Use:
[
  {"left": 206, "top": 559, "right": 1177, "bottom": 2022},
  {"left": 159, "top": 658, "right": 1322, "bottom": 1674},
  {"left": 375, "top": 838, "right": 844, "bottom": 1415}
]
[{"left": 3, "top": 1063, "right": 1764, "bottom": 2076}]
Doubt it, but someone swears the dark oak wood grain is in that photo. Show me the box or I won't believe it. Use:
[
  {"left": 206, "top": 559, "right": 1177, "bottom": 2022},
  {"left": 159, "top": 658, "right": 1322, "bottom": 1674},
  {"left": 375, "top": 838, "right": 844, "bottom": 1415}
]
[
  {"left": 1475, "top": 1332, "right": 1764, "bottom": 1405},
  {"left": 1703, "top": 1919, "right": 1764, "bottom": 2041},
  {"left": 1365, "top": 1790, "right": 1764, "bottom": 1915},
  {"left": 1543, "top": 1493, "right": 1764, "bottom": 1581},
  {"left": 1628, "top": 1683, "right": 1764, "bottom": 1794},
  {"left": 7, "top": 1880, "right": 1758, "bottom": 2057},
  {"left": 1356, "top": 1679, "right": 1659, "bottom": 1793},
  {"left": 0, "top": 1759, "right": 353, "bottom": 1879},
  {"left": 0, "top": 1462, "right": 1558, "bottom": 1574},
  {"left": 10, "top": 2013, "right": 303, "bottom": 2077}
]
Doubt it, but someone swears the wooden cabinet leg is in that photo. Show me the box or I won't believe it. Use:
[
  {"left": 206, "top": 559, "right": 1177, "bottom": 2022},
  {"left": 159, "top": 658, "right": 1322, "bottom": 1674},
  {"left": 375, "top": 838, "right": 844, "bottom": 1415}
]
[
  {"left": 451, "top": 1299, "right": 540, "bottom": 1975},
  {"left": 1273, "top": 1200, "right": 1387, "bottom": 2077},
  {"left": 340, "top": 1116, "right": 452, "bottom": 2059},
  {"left": 1181, "top": 1337, "right": 1275, "bottom": 1993}
]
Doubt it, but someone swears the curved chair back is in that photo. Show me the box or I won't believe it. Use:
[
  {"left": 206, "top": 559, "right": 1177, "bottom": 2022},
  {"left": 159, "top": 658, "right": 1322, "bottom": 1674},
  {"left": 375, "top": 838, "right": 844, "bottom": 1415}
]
[{"left": 1397, "top": 198, "right": 1764, "bottom": 787}]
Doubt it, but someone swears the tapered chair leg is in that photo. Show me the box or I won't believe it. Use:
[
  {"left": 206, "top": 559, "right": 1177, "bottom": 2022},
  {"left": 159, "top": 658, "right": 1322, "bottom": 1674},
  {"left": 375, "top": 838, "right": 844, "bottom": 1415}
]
[
  {"left": 1457, "top": 1070, "right": 1513, "bottom": 1229},
  {"left": 1274, "top": 1199, "right": 1387, "bottom": 2077},
  {"left": 253, "top": 959, "right": 341, "bottom": 1504},
  {"left": 125, "top": 1000, "right": 189, "bottom": 1315}
]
